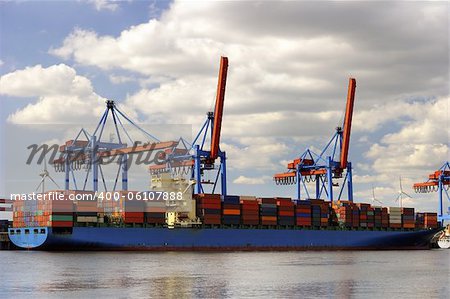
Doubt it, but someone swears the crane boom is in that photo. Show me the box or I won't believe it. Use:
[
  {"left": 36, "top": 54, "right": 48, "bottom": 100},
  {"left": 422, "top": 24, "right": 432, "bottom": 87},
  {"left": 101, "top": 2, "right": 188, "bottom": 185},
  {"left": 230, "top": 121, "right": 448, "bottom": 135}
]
[
  {"left": 340, "top": 78, "right": 356, "bottom": 169},
  {"left": 210, "top": 56, "right": 229, "bottom": 160}
]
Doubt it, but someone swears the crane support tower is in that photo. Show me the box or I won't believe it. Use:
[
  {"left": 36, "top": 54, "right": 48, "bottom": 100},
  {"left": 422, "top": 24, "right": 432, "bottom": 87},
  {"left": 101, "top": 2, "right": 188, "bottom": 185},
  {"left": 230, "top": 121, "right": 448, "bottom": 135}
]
[
  {"left": 148, "top": 56, "right": 230, "bottom": 196},
  {"left": 413, "top": 162, "right": 450, "bottom": 224},
  {"left": 273, "top": 78, "right": 357, "bottom": 201}
]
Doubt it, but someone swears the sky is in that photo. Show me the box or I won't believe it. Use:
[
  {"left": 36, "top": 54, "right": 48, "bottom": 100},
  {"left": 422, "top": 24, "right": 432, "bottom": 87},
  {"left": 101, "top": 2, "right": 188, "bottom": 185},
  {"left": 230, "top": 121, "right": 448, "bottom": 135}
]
[{"left": 0, "top": 0, "right": 449, "bottom": 213}]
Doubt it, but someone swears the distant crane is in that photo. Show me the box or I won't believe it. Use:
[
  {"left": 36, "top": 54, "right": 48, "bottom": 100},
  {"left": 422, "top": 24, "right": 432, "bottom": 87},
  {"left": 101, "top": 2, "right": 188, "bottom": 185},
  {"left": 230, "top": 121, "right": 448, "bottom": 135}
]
[
  {"left": 413, "top": 162, "right": 450, "bottom": 224},
  {"left": 395, "top": 176, "right": 412, "bottom": 208},
  {"left": 273, "top": 78, "right": 357, "bottom": 201}
]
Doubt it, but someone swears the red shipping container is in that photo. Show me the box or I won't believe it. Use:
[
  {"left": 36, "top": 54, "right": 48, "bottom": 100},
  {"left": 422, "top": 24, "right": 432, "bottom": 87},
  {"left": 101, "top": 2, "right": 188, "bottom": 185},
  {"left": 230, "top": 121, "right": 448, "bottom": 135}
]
[
  {"left": 242, "top": 219, "right": 259, "bottom": 225},
  {"left": 51, "top": 221, "right": 73, "bottom": 227},
  {"left": 202, "top": 215, "right": 221, "bottom": 225},
  {"left": 196, "top": 194, "right": 221, "bottom": 200},
  {"left": 278, "top": 210, "right": 294, "bottom": 216},
  {"left": 296, "top": 220, "right": 311, "bottom": 226},
  {"left": 241, "top": 205, "right": 259, "bottom": 211},
  {"left": 259, "top": 198, "right": 278, "bottom": 204},
  {"left": 223, "top": 209, "right": 240, "bottom": 215},
  {"left": 242, "top": 216, "right": 259, "bottom": 221}
]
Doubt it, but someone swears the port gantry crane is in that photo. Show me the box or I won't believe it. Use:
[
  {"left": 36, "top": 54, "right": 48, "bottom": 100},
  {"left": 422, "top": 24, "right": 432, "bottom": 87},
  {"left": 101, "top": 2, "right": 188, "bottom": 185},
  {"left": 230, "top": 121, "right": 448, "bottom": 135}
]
[
  {"left": 149, "top": 56, "right": 230, "bottom": 196},
  {"left": 413, "top": 162, "right": 450, "bottom": 223},
  {"left": 50, "top": 57, "right": 229, "bottom": 195},
  {"left": 273, "top": 78, "right": 357, "bottom": 201},
  {"left": 52, "top": 100, "right": 178, "bottom": 192}
]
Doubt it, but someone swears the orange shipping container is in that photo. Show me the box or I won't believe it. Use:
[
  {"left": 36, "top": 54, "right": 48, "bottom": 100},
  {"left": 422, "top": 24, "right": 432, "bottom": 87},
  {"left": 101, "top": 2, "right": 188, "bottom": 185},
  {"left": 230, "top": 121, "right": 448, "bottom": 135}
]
[{"left": 222, "top": 209, "right": 240, "bottom": 215}]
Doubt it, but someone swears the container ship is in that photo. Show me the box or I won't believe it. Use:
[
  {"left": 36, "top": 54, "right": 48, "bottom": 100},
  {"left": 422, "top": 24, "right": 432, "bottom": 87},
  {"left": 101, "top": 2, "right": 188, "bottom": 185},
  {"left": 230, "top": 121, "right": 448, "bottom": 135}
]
[
  {"left": 8, "top": 190, "right": 441, "bottom": 251},
  {"left": 7, "top": 57, "right": 446, "bottom": 250}
]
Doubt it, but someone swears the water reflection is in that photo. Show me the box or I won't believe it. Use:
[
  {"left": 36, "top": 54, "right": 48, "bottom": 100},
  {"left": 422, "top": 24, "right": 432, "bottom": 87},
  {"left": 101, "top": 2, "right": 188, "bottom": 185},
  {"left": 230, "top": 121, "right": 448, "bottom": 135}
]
[{"left": 0, "top": 251, "right": 448, "bottom": 298}]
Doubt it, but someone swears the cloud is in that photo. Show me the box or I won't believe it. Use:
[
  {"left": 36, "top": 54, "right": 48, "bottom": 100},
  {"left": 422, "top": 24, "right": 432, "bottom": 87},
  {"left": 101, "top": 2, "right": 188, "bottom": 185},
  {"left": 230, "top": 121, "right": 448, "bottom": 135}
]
[
  {"left": 221, "top": 138, "right": 290, "bottom": 171},
  {"left": 362, "top": 97, "right": 449, "bottom": 173},
  {"left": 86, "top": 0, "right": 119, "bottom": 12},
  {"left": 48, "top": 1, "right": 448, "bottom": 145},
  {"left": 11, "top": 1, "right": 446, "bottom": 209},
  {"left": 0, "top": 64, "right": 93, "bottom": 97},
  {"left": 50, "top": 1, "right": 447, "bottom": 107},
  {"left": 0, "top": 64, "right": 105, "bottom": 123},
  {"left": 233, "top": 175, "right": 269, "bottom": 185},
  {"left": 109, "top": 74, "right": 136, "bottom": 84}
]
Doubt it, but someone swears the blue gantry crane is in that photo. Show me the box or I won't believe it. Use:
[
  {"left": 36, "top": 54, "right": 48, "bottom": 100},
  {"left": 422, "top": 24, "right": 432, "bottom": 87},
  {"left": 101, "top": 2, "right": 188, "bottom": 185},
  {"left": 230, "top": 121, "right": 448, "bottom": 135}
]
[
  {"left": 53, "top": 100, "right": 177, "bottom": 192},
  {"left": 273, "top": 78, "right": 357, "bottom": 201},
  {"left": 413, "top": 162, "right": 450, "bottom": 224},
  {"left": 52, "top": 57, "right": 229, "bottom": 195},
  {"left": 148, "top": 56, "right": 229, "bottom": 195}
]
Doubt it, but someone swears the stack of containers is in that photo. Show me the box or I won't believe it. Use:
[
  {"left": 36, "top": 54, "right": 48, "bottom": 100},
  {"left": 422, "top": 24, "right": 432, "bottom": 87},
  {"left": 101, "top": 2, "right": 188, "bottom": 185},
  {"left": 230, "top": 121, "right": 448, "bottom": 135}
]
[
  {"left": 332, "top": 200, "right": 353, "bottom": 227},
  {"left": 277, "top": 198, "right": 295, "bottom": 226},
  {"left": 295, "top": 200, "right": 312, "bottom": 226},
  {"left": 381, "top": 207, "right": 389, "bottom": 228},
  {"left": 222, "top": 195, "right": 241, "bottom": 225},
  {"left": 310, "top": 199, "right": 329, "bottom": 227},
  {"left": 373, "top": 207, "right": 382, "bottom": 228},
  {"left": 14, "top": 191, "right": 75, "bottom": 228},
  {"left": 401, "top": 207, "right": 415, "bottom": 229},
  {"left": 310, "top": 202, "right": 321, "bottom": 227},
  {"left": 367, "top": 206, "right": 375, "bottom": 228},
  {"left": 12, "top": 200, "right": 24, "bottom": 228},
  {"left": 415, "top": 212, "right": 438, "bottom": 229},
  {"left": 122, "top": 192, "right": 145, "bottom": 224},
  {"left": 74, "top": 191, "right": 97, "bottom": 224},
  {"left": 33, "top": 191, "right": 74, "bottom": 227},
  {"left": 424, "top": 213, "right": 438, "bottom": 228},
  {"left": 100, "top": 192, "right": 113, "bottom": 218},
  {"left": 195, "top": 194, "right": 221, "bottom": 225},
  {"left": 352, "top": 205, "right": 360, "bottom": 228},
  {"left": 388, "top": 207, "right": 402, "bottom": 228},
  {"left": 50, "top": 199, "right": 74, "bottom": 227},
  {"left": 357, "top": 203, "right": 371, "bottom": 228},
  {"left": 240, "top": 196, "right": 259, "bottom": 225},
  {"left": 259, "top": 198, "right": 277, "bottom": 225}
]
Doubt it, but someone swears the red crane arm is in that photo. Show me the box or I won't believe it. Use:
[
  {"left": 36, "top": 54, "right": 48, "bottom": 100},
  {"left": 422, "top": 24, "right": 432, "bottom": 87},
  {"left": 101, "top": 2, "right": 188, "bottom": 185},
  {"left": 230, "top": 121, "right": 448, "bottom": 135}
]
[
  {"left": 340, "top": 78, "right": 356, "bottom": 169},
  {"left": 210, "top": 56, "right": 229, "bottom": 160}
]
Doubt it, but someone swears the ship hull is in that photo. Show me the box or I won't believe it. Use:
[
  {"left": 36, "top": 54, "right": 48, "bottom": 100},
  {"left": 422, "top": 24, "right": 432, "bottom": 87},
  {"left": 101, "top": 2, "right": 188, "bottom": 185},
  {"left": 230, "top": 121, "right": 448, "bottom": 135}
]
[{"left": 8, "top": 227, "right": 440, "bottom": 251}]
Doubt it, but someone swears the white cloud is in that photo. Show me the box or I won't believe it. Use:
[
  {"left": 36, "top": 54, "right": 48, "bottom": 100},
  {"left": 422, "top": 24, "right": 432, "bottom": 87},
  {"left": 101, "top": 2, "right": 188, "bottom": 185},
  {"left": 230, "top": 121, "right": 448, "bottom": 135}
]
[
  {"left": 6, "top": 1, "right": 447, "bottom": 209},
  {"left": 362, "top": 97, "right": 449, "bottom": 174},
  {"left": 221, "top": 138, "right": 289, "bottom": 171},
  {"left": 50, "top": 1, "right": 447, "bottom": 105},
  {"left": 0, "top": 64, "right": 93, "bottom": 97},
  {"left": 233, "top": 175, "right": 269, "bottom": 185},
  {"left": 0, "top": 64, "right": 105, "bottom": 124},
  {"left": 86, "top": 0, "right": 119, "bottom": 12},
  {"left": 109, "top": 74, "right": 136, "bottom": 84},
  {"left": 48, "top": 1, "right": 448, "bottom": 143}
]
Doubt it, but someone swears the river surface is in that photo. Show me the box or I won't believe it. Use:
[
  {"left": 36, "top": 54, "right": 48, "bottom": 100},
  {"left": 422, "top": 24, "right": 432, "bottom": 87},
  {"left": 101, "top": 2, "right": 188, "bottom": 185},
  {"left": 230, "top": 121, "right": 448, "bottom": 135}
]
[{"left": 0, "top": 250, "right": 448, "bottom": 298}]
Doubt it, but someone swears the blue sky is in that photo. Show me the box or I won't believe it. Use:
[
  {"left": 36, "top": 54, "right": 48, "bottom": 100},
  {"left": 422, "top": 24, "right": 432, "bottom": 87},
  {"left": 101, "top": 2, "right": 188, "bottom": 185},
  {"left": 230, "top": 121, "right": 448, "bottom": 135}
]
[{"left": 0, "top": 1, "right": 449, "bottom": 213}]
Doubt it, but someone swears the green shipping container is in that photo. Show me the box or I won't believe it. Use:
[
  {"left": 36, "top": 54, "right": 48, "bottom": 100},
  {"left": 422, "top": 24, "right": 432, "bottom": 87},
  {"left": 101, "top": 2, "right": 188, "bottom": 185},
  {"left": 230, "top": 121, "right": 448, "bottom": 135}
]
[{"left": 50, "top": 215, "right": 74, "bottom": 222}]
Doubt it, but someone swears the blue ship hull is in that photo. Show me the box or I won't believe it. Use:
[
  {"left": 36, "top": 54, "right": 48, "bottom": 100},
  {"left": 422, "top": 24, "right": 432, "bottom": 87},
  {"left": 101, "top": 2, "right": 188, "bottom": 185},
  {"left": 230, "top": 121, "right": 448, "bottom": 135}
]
[{"left": 8, "top": 227, "right": 440, "bottom": 250}]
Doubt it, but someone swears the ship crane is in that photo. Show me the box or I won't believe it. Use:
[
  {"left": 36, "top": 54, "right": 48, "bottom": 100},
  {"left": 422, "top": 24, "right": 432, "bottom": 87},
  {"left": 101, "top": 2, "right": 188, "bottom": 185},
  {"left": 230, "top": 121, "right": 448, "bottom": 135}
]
[
  {"left": 273, "top": 78, "right": 357, "bottom": 201},
  {"left": 148, "top": 56, "right": 229, "bottom": 195},
  {"left": 413, "top": 161, "right": 450, "bottom": 224}
]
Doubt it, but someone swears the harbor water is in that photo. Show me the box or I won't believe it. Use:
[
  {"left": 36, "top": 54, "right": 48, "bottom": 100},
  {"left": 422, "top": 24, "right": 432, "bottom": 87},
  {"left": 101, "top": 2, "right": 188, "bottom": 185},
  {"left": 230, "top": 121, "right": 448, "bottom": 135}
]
[{"left": 0, "top": 250, "right": 448, "bottom": 298}]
